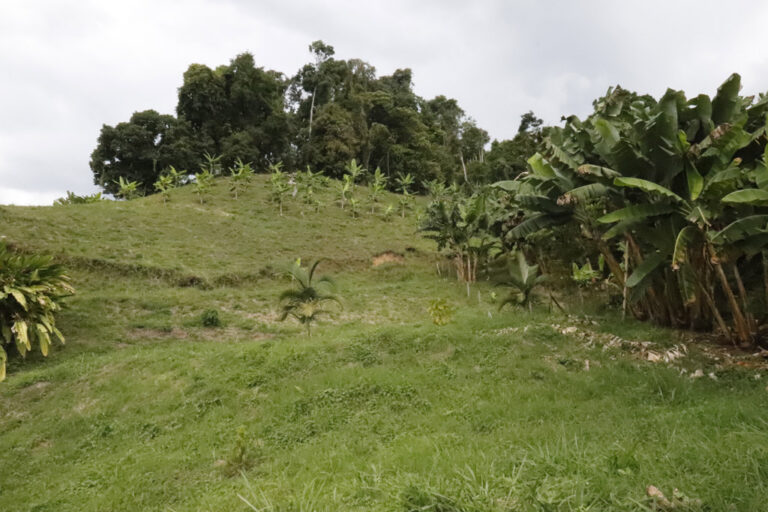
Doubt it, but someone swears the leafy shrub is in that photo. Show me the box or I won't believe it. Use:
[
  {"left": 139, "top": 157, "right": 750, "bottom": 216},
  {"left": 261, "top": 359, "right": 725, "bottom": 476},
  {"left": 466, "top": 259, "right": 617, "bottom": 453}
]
[
  {"left": 200, "top": 309, "right": 221, "bottom": 328},
  {"left": 53, "top": 191, "right": 105, "bottom": 205},
  {"left": 0, "top": 244, "right": 73, "bottom": 380},
  {"left": 427, "top": 298, "right": 454, "bottom": 326}
]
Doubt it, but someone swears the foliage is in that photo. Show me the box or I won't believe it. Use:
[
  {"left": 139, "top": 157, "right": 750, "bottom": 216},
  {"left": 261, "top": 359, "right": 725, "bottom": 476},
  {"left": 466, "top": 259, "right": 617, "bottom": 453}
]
[
  {"left": 115, "top": 176, "right": 140, "bottom": 200},
  {"left": 426, "top": 298, "right": 454, "bottom": 326},
  {"left": 229, "top": 159, "right": 255, "bottom": 200},
  {"left": 368, "top": 167, "right": 388, "bottom": 213},
  {"left": 495, "top": 74, "right": 768, "bottom": 345},
  {"left": 153, "top": 174, "right": 174, "bottom": 204},
  {"left": 268, "top": 162, "right": 290, "bottom": 215},
  {"left": 0, "top": 244, "right": 73, "bottom": 380},
  {"left": 278, "top": 259, "right": 341, "bottom": 336},
  {"left": 193, "top": 169, "right": 214, "bottom": 204},
  {"left": 492, "top": 251, "right": 545, "bottom": 310},
  {"left": 53, "top": 191, "right": 105, "bottom": 205},
  {"left": 395, "top": 173, "right": 415, "bottom": 217},
  {"left": 200, "top": 309, "right": 221, "bottom": 328}
]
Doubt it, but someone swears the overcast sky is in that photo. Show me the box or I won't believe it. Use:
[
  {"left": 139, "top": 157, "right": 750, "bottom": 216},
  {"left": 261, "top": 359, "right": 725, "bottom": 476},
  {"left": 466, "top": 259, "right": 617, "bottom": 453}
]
[{"left": 2, "top": 0, "right": 768, "bottom": 205}]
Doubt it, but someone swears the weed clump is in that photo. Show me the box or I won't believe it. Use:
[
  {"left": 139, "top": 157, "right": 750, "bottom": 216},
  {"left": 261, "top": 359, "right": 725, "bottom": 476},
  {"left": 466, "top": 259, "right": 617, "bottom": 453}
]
[{"left": 200, "top": 309, "right": 221, "bottom": 328}]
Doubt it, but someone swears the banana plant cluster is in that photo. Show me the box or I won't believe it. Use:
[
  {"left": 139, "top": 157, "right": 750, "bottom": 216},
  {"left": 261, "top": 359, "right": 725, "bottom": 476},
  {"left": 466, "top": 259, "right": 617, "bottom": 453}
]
[
  {"left": 0, "top": 244, "right": 73, "bottom": 380},
  {"left": 496, "top": 74, "right": 768, "bottom": 345},
  {"left": 420, "top": 188, "right": 499, "bottom": 289}
]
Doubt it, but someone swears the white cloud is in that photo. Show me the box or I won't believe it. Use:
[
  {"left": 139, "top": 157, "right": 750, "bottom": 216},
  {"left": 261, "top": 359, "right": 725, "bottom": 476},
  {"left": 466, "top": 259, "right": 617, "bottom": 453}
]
[{"left": 2, "top": 0, "right": 768, "bottom": 204}]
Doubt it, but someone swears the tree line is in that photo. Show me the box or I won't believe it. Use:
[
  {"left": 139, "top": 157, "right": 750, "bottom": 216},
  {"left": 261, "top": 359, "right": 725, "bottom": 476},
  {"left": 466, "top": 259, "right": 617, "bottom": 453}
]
[{"left": 90, "top": 41, "right": 540, "bottom": 196}]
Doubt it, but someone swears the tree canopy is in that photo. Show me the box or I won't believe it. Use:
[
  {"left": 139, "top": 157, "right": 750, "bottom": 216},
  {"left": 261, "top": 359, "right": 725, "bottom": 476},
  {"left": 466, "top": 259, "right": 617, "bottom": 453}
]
[{"left": 90, "top": 41, "right": 529, "bottom": 194}]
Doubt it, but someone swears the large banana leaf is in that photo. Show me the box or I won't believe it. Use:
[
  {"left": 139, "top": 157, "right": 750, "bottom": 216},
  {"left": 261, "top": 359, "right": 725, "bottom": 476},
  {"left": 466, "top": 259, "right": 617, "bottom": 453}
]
[
  {"left": 508, "top": 213, "right": 569, "bottom": 240},
  {"left": 672, "top": 226, "right": 702, "bottom": 268},
  {"left": 626, "top": 251, "right": 666, "bottom": 288},
  {"left": 614, "top": 177, "right": 684, "bottom": 202},
  {"left": 711, "top": 73, "right": 742, "bottom": 125},
  {"left": 721, "top": 189, "right": 768, "bottom": 206},
  {"left": 598, "top": 203, "right": 675, "bottom": 224},
  {"left": 527, "top": 153, "right": 556, "bottom": 179},
  {"left": 710, "top": 215, "right": 768, "bottom": 244}
]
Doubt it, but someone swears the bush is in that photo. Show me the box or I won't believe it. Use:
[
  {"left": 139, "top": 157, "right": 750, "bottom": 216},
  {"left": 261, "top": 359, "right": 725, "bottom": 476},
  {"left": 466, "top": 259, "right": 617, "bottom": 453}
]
[
  {"left": 200, "top": 309, "right": 221, "bottom": 328},
  {"left": 0, "top": 244, "right": 73, "bottom": 380}
]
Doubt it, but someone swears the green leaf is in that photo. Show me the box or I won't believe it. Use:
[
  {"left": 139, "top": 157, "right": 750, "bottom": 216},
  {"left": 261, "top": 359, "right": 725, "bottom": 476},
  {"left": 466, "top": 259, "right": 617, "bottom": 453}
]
[
  {"left": 721, "top": 189, "right": 768, "bottom": 206},
  {"left": 614, "top": 177, "right": 684, "bottom": 202},
  {"left": 672, "top": 226, "right": 701, "bottom": 268},
  {"left": 527, "top": 153, "right": 556, "bottom": 179},
  {"left": 711, "top": 73, "right": 742, "bottom": 125},
  {"left": 0, "top": 346, "right": 6, "bottom": 381},
  {"left": 711, "top": 215, "right": 768, "bottom": 244},
  {"left": 686, "top": 164, "right": 703, "bottom": 201},
  {"left": 677, "top": 264, "right": 698, "bottom": 306},
  {"left": 598, "top": 203, "right": 674, "bottom": 224},
  {"left": 576, "top": 165, "right": 620, "bottom": 180},
  {"left": 626, "top": 252, "right": 666, "bottom": 288},
  {"left": 9, "top": 289, "right": 28, "bottom": 310}
]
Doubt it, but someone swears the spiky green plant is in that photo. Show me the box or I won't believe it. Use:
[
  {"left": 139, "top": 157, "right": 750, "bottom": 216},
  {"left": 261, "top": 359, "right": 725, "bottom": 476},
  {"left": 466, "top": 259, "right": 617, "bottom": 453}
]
[
  {"left": 268, "top": 162, "right": 290, "bottom": 215},
  {"left": 0, "top": 244, "right": 73, "bottom": 380},
  {"left": 368, "top": 167, "right": 388, "bottom": 213},
  {"left": 114, "top": 176, "right": 140, "bottom": 200},
  {"left": 493, "top": 251, "right": 545, "bottom": 312},
  {"left": 278, "top": 259, "right": 341, "bottom": 336},
  {"left": 229, "top": 159, "right": 255, "bottom": 200},
  {"left": 194, "top": 170, "right": 214, "bottom": 204},
  {"left": 154, "top": 174, "right": 174, "bottom": 204},
  {"left": 344, "top": 159, "right": 367, "bottom": 185},
  {"left": 396, "top": 173, "right": 415, "bottom": 217}
]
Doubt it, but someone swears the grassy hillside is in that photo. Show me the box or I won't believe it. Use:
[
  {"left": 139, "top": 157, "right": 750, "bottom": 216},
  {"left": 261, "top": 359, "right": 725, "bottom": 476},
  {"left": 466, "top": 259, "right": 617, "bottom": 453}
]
[{"left": 1, "top": 177, "right": 767, "bottom": 511}]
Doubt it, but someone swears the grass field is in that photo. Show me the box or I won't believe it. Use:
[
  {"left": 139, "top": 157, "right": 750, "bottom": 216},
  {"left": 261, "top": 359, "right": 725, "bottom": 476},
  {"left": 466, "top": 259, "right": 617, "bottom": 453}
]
[{"left": 1, "top": 177, "right": 768, "bottom": 511}]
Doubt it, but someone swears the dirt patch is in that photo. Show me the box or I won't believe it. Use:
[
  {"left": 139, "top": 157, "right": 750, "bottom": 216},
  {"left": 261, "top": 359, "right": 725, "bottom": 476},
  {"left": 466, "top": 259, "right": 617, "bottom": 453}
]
[{"left": 372, "top": 251, "right": 405, "bottom": 267}]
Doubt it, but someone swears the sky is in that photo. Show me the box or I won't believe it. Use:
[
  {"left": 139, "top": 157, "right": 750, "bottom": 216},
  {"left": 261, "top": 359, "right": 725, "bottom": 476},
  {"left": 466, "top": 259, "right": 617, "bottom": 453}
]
[{"left": 2, "top": 0, "right": 768, "bottom": 205}]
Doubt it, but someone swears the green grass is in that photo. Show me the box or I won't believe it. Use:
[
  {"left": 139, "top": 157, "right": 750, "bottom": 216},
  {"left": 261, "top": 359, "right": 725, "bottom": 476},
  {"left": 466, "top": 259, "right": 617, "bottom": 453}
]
[{"left": 1, "top": 177, "right": 767, "bottom": 511}]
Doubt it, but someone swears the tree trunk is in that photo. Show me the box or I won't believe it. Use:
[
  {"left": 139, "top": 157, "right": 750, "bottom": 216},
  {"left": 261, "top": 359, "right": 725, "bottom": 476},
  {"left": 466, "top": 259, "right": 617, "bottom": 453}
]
[
  {"left": 710, "top": 247, "right": 751, "bottom": 344},
  {"left": 308, "top": 85, "right": 317, "bottom": 142},
  {"left": 459, "top": 151, "right": 469, "bottom": 184}
]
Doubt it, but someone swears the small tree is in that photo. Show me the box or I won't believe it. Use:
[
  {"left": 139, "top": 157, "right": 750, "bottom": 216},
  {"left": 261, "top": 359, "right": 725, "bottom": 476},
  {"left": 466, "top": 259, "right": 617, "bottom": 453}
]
[
  {"left": 278, "top": 259, "right": 341, "bottom": 336},
  {"left": 201, "top": 152, "right": 223, "bottom": 176},
  {"left": 299, "top": 166, "right": 323, "bottom": 212},
  {"left": 194, "top": 170, "right": 214, "bottom": 204},
  {"left": 154, "top": 174, "right": 174, "bottom": 204},
  {"left": 1, "top": 244, "right": 74, "bottom": 380},
  {"left": 268, "top": 162, "right": 290, "bottom": 215},
  {"left": 229, "top": 159, "right": 254, "bottom": 200},
  {"left": 368, "top": 167, "right": 388, "bottom": 213},
  {"left": 494, "top": 252, "right": 545, "bottom": 312},
  {"left": 115, "top": 176, "right": 140, "bottom": 200},
  {"left": 165, "top": 165, "right": 186, "bottom": 188},
  {"left": 344, "top": 159, "right": 367, "bottom": 186},
  {"left": 395, "top": 173, "right": 415, "bottom": 217},
  {"left": 338, "top": 175, "right": 353, "bottom": 210}
]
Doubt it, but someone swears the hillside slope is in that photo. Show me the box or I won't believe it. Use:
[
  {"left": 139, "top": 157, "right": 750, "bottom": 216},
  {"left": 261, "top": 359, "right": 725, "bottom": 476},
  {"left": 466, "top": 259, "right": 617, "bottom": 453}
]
[{"left": 1, "top": 178, "right": 768, "bottom": 511}]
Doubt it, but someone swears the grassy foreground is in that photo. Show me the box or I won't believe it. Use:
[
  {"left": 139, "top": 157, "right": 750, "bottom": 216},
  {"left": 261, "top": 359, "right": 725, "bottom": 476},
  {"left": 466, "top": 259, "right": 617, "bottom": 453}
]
[{"left": 1, "top": 178, "right": 767, "bottom": 511}]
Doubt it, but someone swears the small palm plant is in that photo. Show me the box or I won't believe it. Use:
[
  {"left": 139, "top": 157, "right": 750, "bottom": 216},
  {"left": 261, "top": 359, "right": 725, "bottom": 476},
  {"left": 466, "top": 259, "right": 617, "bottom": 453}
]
[
  {"left": 154, "top": 174, "right": 174, "bottom": 204},
  {"left": 368, "top": 167, "right": 388, "bottom": 213},
  {"left": 165, "top": 165, "right": 186, "bottom": 187},
  {"left": 278, "top": 259, "right": 341, "bottom": 336},
  {"left": 115, "top": 176, "right": 140, "bottom": 200},
  {"left": 299, "top": 166, "right": 323, "bottom": 211},
  {"left": 493, "top": 251, "right": 545, "bottom": 312},
  {"left": 194, "top": 170, "right": 214, "bottom": 204}
]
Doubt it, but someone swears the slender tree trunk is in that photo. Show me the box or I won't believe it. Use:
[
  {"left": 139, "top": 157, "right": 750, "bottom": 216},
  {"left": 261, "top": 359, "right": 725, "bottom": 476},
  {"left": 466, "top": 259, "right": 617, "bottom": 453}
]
[
  {"left": 700, "top": 285, "right": 732, "bottom": 341},
  {"left": 732, "top": 263, "right": 754, "bottom": 330},
  {"left": 308, "top": 85, "right": 317, "bottom": 142},
  {"left": 622, "top": 244, "right": 630, "bottom": 320},
  {"left": 710, "top": 247, "right": 751, "bottom": 344},
  {"left": 459, "top": 151, "right": 469, "bottom": 184}
]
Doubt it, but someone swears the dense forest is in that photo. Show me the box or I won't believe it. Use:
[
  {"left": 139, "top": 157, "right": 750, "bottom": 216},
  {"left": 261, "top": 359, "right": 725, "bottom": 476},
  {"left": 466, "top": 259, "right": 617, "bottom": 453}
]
[{"left": 90, "top": 41, "right": 540, "bottom": 196}]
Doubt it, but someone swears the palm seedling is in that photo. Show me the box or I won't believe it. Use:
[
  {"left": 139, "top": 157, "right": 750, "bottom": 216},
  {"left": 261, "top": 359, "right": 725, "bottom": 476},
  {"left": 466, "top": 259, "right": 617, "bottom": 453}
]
[
  {"left": 278, "top": 259, "right": 341, "bottom": 336},
  {"left": 201, "top": 152, "right": 223, "bottom": 176},
  {"left": 344, "top": 159, "right": 367, "bottom": 186}
]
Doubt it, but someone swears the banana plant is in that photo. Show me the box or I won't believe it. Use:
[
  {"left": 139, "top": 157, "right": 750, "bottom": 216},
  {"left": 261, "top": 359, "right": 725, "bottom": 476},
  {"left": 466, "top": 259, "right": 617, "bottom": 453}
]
[
  {"left": 492, "top": 251, "right": 545, "bottom": 312},
  {"left": 344, "top": 159, "right": 367, "bottom": 185},
  {"left": 154, "top": 174, "right": 174, "bottom": 204},
  {"left": 368, "top": 167, "right": 388, "bottom": 213},
  {"left": 338, "top": 175, "right": 353, "bottom": 210},
  {"left": 229, "top": 159, "right": 255, "bottom": 200},
  {"left": 268, "top": 162, "right": 290, "bottom": 215},
  {"left": 396, "top": 173, "right": 415, "bottom": 217},
  {"left": 115, "top": 176, "right": 140, "bottom": 200},
  {"left": 194, "top": 170, "right": 214, "bottom": 204}
]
